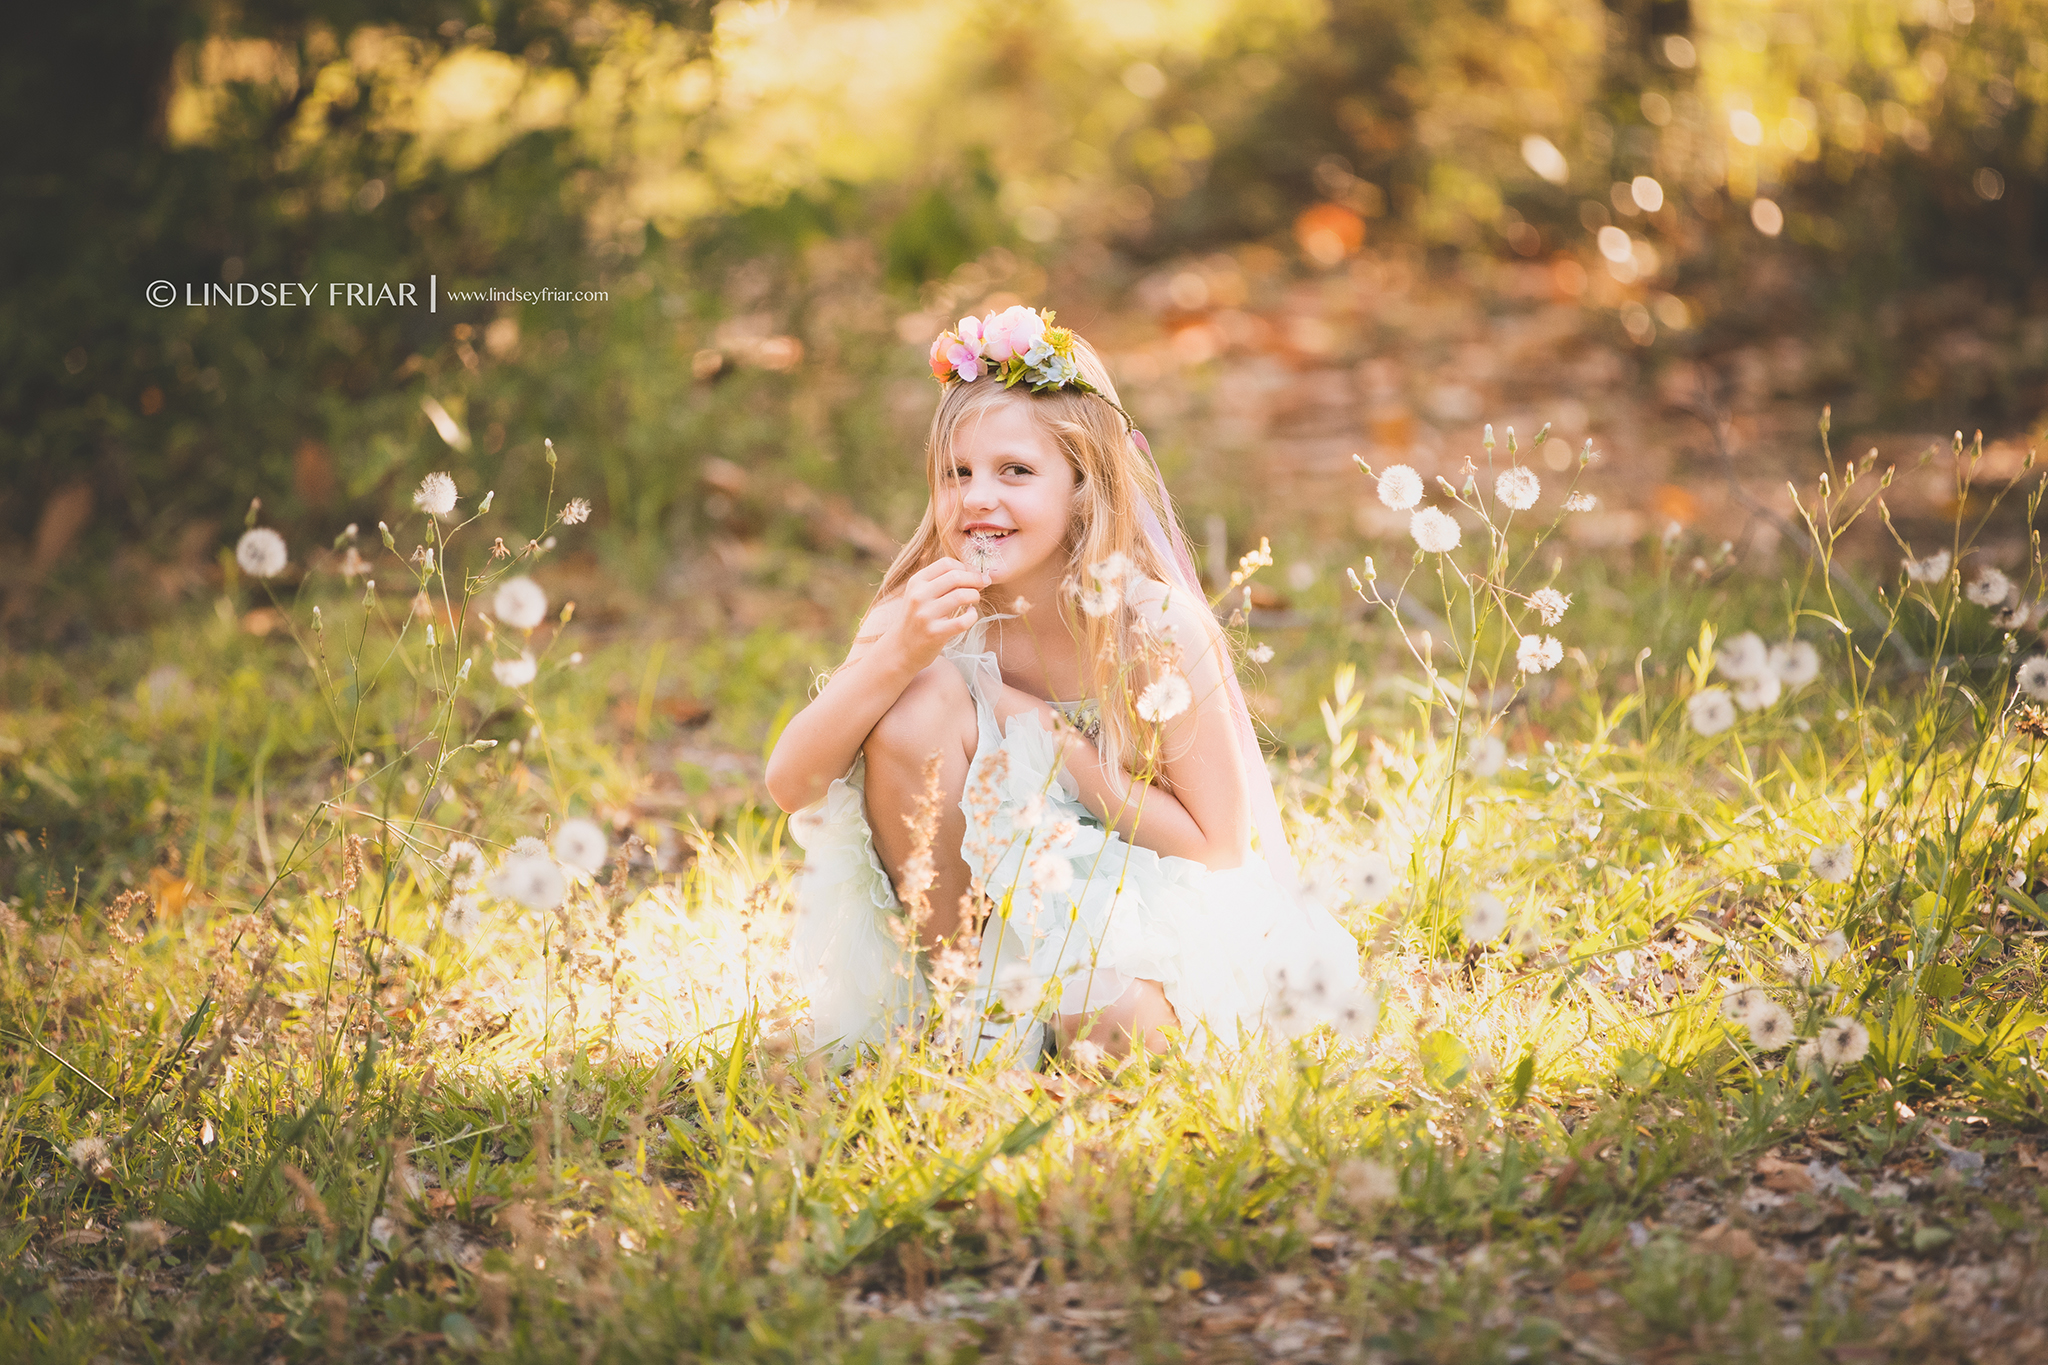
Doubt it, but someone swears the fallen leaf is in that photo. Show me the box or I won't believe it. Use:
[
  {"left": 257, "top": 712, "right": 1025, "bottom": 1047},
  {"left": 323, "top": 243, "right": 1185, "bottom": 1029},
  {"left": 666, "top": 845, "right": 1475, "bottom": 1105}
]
[
  {"left": 1695, "top": 1221, "right": 1759, "bottom": 1260},
  {"left": 1757, "top": 1152, "right": 1814, "bottom": 1194}
]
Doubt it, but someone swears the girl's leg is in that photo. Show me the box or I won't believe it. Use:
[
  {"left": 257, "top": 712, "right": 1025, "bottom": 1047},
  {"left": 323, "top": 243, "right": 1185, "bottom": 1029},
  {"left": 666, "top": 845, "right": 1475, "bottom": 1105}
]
[
  {"left": 1057, "top": 977, "right": 1179, "bottom": 1059},
  {"left": 863, "top": 661, "right": 980, "bottom": 950}
]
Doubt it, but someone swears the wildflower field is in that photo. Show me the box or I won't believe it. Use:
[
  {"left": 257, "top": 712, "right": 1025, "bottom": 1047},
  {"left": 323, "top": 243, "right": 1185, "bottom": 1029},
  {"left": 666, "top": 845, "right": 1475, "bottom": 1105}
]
[{"left": 5, "top": 416, "right": 2048, "bottom": 1365}]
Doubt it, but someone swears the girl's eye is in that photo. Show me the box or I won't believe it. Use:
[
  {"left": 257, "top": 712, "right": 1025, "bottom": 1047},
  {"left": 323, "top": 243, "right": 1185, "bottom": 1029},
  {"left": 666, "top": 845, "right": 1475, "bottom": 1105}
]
[{"left": 1003, "top": 464, "right": 1032, "bottom": 477}]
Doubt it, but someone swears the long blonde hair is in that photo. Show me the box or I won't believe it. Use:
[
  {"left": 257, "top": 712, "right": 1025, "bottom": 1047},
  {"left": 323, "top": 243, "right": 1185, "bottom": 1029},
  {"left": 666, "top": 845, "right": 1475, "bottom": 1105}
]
[{"left": 873, "top": 336, "right": 1204, "bottom": 769}]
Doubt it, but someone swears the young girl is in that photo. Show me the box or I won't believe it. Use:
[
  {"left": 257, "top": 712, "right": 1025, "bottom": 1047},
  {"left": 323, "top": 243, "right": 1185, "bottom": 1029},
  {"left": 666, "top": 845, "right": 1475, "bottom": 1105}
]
[{"left": 765, "top": 306, "right": 1362, "bottom": 1065}]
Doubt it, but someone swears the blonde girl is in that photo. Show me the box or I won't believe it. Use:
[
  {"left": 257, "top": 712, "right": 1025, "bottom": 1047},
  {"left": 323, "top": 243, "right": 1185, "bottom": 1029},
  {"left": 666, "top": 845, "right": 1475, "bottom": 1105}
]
[{"left": 766, "top": 306, "right": 1361, "bottom": 1064}]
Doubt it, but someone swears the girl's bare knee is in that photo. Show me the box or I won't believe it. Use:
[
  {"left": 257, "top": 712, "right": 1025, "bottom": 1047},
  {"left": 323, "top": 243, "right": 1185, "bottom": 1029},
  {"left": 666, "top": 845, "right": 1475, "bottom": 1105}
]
[
  {"left": 1060, "top": 978, "right": 1178, "bottom": 1059},
  {"left": 867, "top": 663, "right": 973, "bottom": 767}
]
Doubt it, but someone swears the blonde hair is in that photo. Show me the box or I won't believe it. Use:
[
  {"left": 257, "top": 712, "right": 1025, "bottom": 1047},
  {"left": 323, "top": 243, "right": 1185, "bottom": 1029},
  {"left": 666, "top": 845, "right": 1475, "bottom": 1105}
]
[{"left": 873, "top": 336, "right": 1202, "bottom": 769}]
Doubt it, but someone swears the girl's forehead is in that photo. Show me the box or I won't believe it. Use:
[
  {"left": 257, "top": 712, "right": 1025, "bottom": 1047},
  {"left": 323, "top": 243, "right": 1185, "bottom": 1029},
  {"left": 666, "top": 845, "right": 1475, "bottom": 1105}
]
[{"left": 952, "top": 400, "right": 1059, "bottom": 458}]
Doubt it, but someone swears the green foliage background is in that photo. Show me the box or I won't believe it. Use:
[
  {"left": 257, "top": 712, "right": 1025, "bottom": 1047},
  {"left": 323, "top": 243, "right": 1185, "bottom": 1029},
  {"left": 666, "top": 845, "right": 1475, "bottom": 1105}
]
[{"left": 4, "top": 0, "right": 2045, "bottom": 633}]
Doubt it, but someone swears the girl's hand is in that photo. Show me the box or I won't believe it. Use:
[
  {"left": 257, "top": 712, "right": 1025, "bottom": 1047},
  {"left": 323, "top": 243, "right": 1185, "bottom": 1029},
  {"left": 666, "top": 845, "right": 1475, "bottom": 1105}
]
[{"left": 885, "top": 557, "right": 989, "bottom": 670}]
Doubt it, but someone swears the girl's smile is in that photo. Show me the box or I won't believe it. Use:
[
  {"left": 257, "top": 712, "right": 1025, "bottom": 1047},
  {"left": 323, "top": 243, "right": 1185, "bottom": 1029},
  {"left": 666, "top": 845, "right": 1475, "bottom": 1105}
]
[{"left": 939, "top": 400, "right": 1077, "bottom": 593}]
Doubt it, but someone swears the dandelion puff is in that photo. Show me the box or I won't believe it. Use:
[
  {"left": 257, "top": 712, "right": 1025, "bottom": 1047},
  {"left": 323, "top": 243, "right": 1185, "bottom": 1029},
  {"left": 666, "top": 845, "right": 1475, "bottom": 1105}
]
[
  {"left": 1530, "top": 588, "right": 1570, "bottom": 626},
  {"left": 1410, "top": 507, "right": 1461, "bottom": 553},
  {"left": 1714, "top": 632, "right": 1769, "bottom": 680},
  {"left": 414, "top": 472, "right": 459, "bottom": 519},
  {"left": 1746, "top": 1000, "right": 1795, "bottom": 1051},
  {"left": 1073, "top": 577, "right": 1122, "bottom": 618},
  {"left": 560, "top": 498, "right": 591, "bottom": 526},
  {"left": 1794, "top": 1039, "right": 1826, "bottom": 1078},
  {"left": 553, "top": 817, "right": 609, "bottom": 874},
  {"left": 1966, "top": 567, "right": 2013, "bottom": 607},
  {"left": 1376, "top": 464, "right": 1423, "bottom": 510},
  {"left": 1494, "top": 467, "right": 1540, "bottom": 511},
  {"left": 2016, "top": 656, "right": 2048, "bottom": 702},
  {"left": 1516, "top": 634, "right": 1563, "bottom": 674},
  {"left": 1067, "top": 1039, "right": 1107, "bottom": 1069},
  {"left": 1809, "top": 845, "right": 1854, "bottom": 883},
  {"left": 443, "top": 840, "right": 486, "bottom": 889},
  {"left": 492, "top": 652, "right": 537, "bottom": 687},
  {"left": 1248, "top": 643, "right": 1274, "bottom": 664},
  {"left": 1030, "top": 851, "right": 1074, "bottom": 895},
  {"left": 235, "top": 527, "right": 288, "bottom": 578},
  {"left": 488, "top": 853, "right": 565, "bottom": 910},
  {"left": 1462, "top": 892, "right": 1507, "bottom": 942},
  {"left": 1993, "top": 600, "right": 2035, "bottom": 631},
  {"left": 441, "top": 894, "right": 484, "bottom": 942},
  {"left": 1331, "top": 988, "right": 1378, "bottom": 1041},
  {"left": 1816, "top": 929, "right": 1850, "bottom": 963},
  {"left": 1343, "top": 850, "right": 1395, "bottom": 907},
  {"left": 68, "top": 1136, "right": 113, "bottom": 1178},
  {"left": 1816, "top": 1015, "right": 1870, "bottom": 1068},
  {"left": 1565, "top": 492, "right": 1597, "bottom": 512},
  {"left": 1687, "top": 687, "right": 1736, "bottom": 736},
  {"left": 1769, "top": 641, "right": 1820, "bottom": 688},
  {"left": 1733, "top": 670, "right": 1782, "bottom": 711},
  {"left": 1722, "top": 986, "right": 1767, "bottom": 1022},
  {"left": 1090, "top": 551, "right": 1134, "bottom": 586},
  {"left": 1467, "top": 734, "right": 1506, "bottom": 777},
  {"left": 493, "top": 576, "right": 548, "bottom": 630},
  {"left": 1136, "top": 671, "right": 1193, "bottom": 722},
  {"left": 512, "top": 835, "right": 547, "bottom": 858},
  {"left": 1904, "top": 550, "right": 1951, "bottom": 583}
]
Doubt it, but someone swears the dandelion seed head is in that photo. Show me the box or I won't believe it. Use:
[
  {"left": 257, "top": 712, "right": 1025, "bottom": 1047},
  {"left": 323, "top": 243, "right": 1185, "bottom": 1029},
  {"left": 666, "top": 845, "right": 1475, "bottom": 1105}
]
[
  {"left": 553, "top": 817, "right": 609, "bottom": 874},
  {"left": 1343, "top": 850, "right": 1395, "bottom": 907},
  {"left": 1904, "top": 549, "right": 1952, "bottom": 583},
  {"left": 441, "top": 894, "right": 484, "bottom": 942},
  {"left": 1816, "top": 1015, "right": 1870, "bottom": 1068},
  {"left": 1531, "top": 588, "right": 1571, "bottom": 626},
  {"left": 2016, "top": 656, "right": 2048, "bottom": 702},
  {"left": 1714, "top": 631, "right": 1769, "bottom": 681},
  {"left": 1467, "top": 734, "right": 1506, "bottom": 777},
  {"left": 1462, "top": 892, "right": 1508, "bottom": 942},
  {"left": 561, "top": 498, "right": 591, "bottom": 526},
  {"left": 1376, "top": 465, "right": 1423, "bottom": 510},
  {"left": 1136, "top": 671, "right": 1193, "bottom": 722},
  {"left": 1248, "top": 643, "right": 1274, "bottom": 664},
  {"left": 1816, "top": 929, "right": 1850, "bottom": 963},
  {"left": 1687, "top": 687, "right": 1736, "bottom": 736},
  {"left": 1769, "top": 640, "right": 1820, "bottom": 688},
  {"left": 414, "top": 472, "right": 459, "bottom": 519},
  {"left": 68, "top": 1136, "right": 112, "bottom": 1176},
  {"left": 1746, "top": 1000, "right": 1794, "bottom": 1051},
  {"left": 235, "top": 527, "right": 288, "bottom": 579},
  {"left": 488, "top": 853, "right": 566, "bottom": 910},
  {"left": 1809, "top": 845, "right": 1854, "bottom": 883},
  {"left": 1410, "top": 506, "right": 1461, "bottom": 554},
  {"left": 1722, "top": 986, "right": 1767, "bottom": 1022},
  {"left": 1966, "top": 567, "right": 2013, "bottom": 607},
  {"left": 1565, "top": 492, "right": 1597, "bottom": 512},
  {"left": 1733, "top": 670, "right": 1782, "bottom": 712},
  {"left": 493, "top": 576, "right": 548, "bottom": 630},
  {"left": 1030, "top": 851, "right": 1074, "bottom": 895},
  {"left": 1494, "top": 466, "right": 1540, "bottom": 511},
  {"left": 1516, "top": 634, "right": 1563, "bottom": 674},
  {"left": 1993, "top": 600, "right": 2035, "bottom": 631},
  {"left": 492, "top": 652, "right": 537, "bottom": 688}
]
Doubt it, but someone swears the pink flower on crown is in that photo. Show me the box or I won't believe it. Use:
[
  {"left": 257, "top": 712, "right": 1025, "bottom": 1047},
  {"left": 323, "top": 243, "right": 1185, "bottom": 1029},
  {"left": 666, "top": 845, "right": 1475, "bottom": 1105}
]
[
  {"left": 934, "top": 314, "right": 986, "bottom": 381},
  {"left": 980, "top": 305, "right": 1047, "bottom": 363},
  {"left": 928, "top": 333, "right": 957, "bottom": 380}
]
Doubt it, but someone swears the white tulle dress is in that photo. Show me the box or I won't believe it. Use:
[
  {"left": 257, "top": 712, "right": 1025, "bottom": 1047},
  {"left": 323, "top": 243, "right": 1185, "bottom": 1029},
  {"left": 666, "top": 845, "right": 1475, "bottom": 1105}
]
[{"left": 786, "top": 618, "right": 1364, "bottom": 1064}]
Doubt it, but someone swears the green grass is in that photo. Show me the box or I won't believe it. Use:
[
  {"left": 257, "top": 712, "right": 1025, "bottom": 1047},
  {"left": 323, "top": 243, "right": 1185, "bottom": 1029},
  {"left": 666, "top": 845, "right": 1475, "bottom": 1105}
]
[{"left": 3, "top": 434, "right": 2048, "bottom": 1362}]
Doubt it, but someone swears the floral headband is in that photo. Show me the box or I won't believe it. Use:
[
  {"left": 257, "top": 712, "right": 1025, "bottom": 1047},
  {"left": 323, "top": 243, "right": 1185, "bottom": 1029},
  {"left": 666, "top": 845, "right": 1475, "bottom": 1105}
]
[{"left": 928, "top": 305, "right": 1105, "bottom": 401}]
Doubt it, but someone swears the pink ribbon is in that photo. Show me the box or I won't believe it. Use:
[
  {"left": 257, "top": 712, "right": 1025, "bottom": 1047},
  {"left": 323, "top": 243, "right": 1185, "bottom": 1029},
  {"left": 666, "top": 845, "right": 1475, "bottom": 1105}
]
[{"left": 1127, "top": 430, "right": 1297, "bottom": 881}]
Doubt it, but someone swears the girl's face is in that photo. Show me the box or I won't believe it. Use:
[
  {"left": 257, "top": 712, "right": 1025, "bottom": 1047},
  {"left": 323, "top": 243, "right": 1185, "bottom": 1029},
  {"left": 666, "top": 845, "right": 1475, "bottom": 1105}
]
[{"left": 938, "top": 399, "right": 1078, "bottom": 585}]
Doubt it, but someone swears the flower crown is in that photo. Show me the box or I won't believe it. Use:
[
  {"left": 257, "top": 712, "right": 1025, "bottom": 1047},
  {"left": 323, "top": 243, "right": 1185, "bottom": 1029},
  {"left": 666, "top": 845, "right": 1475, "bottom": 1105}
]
[{"left": 928, "top": 305, "right": 1096, "bottom": 395}]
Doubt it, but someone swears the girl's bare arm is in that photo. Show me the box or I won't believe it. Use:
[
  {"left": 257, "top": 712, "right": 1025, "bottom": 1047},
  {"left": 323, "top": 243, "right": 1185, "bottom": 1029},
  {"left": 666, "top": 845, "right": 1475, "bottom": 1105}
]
[{"left": 763, "top": 559, "right": 988, "bottom": 813}]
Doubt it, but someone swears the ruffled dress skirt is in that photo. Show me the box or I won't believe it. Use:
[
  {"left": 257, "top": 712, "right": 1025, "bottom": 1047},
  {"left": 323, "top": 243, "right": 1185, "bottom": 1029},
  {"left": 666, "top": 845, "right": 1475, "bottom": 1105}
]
[{"left": 786, "top": 621, "right": 1363, "bottom": 1064}]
